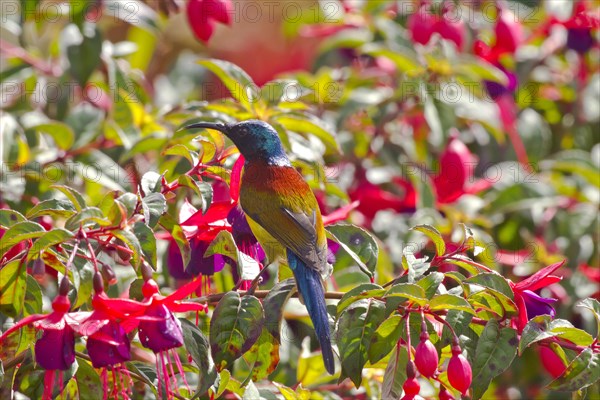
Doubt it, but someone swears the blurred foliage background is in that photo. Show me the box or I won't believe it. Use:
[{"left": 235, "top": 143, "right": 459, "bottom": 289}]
[{"left": 0, "top": 0, "right": 599, "bottom": 399}]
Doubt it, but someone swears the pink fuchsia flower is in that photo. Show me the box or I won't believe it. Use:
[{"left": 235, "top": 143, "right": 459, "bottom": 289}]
[
  {"left": 75, "top": 274, "right": 146, "bottom": 399},
  {"left": 408, "top": 0, "right": 465, "bottom": 50},
  {"left": 0, "top": 279, "right": 86, "bottom": 400},
  {"left": 433, "top": 134, "right": 492, "bottom": 204},
  {"left": 509, "top": 260, "right": 565, "bottom": 332},
  {"left": 186, "top": 0, "right": 232, "bottom": 43},
  {"left": 493, "top": 7, "right": 524, "bottom": 56},
  {"left": 132, "top": 277, "right": 207, "bottom": 400}
]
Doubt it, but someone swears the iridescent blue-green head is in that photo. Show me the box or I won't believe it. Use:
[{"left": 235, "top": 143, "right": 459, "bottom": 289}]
[{"left": 183, "top": 119, "right": 290, "bottom": 166}]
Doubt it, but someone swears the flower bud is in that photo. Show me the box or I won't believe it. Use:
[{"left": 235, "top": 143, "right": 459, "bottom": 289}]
[
  {"left": 447, "top": 344, "right": 472, "bottom": 395},
  {"left": 439, "top": 387, "right": 455, "bottom": 400},
  {"left": 101, "top": 263, "right": 117, "bottom": 285},
  {"left": 59, "top": 276, "right": 70, "bottom": 296},
  {"left": 402, "top": 376, "right": 420, "bottom": 397},
  {"left": 415, "top": 330, "right": 439, "bottom": 378},
  {"left": 141, "top": 279, "right": 159, "bottom": 298},
  {"left": 32, "top": 258, "right": 46, "bottom": 278},
  {"left": 93, "top": 271, "right": 104, "bottom": 294}
]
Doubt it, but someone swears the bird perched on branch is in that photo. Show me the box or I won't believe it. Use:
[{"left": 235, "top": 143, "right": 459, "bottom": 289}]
[{"left": 183, "top": 119, "right": 335, "bottom": 374}]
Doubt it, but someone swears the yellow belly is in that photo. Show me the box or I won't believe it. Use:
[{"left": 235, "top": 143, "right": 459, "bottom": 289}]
[{"left": 246, "top": 215, "right": 294, "bottom": 280}]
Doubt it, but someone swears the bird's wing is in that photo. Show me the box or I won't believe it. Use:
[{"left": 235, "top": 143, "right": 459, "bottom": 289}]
[{"left": 240, "top": 166, "right": 328, "bottom": 275}]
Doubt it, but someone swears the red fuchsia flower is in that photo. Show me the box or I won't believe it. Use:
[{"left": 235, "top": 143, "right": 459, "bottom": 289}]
[
  {"left": 0, "top": 279, "right": 87, "bottom": 400},
  {"left": 74, "top": 273, "right": 149, "bottom": 399},
  {"left": 539, "top": 346, "right": 567, "bottom": 378},
  {"left": 439, "top": 387, "right": 455, "bottom": 400},
  {"left": 186, "top": 0, "right": 232, "bottom": 43},
  {"left": 433, "top": 134, "right": 491, "bottom": 204},
  {"left": 415, "top": 324, "right": 439, "bottom": 378},
  {"left": 401, "top": 359, "right": 421, "bottom": 400},
  {"left": 509, "top": 260, "right": 565, "bottom": 332},
  {"left": 408, "top": 0, "right": 465, "bottom": 50},
  {"left": 493, "top": 7, "right": 524, "bottom": 56},
  {"left": 126, "top": 276, "right": 207, "bottom": 400},
  {"left": 447, "top": 342, "right": 472, "bottom": 395}
]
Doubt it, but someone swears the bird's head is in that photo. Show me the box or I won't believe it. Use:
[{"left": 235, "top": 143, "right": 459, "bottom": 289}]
[{"left": 182, "top": 119, "right": 290, "bottom": 165}]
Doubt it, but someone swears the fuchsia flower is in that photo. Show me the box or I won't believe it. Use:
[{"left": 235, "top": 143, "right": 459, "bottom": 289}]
[
  {"left": 186, "top": 0, "right": 232, "bottom": 43},
  {"left": 0, "top": 279, "right": 85, "bottom": 399},
  {"left": 126, "top": 277, "right": 207, "bottom": 400},
  {"left": 171, "top": 155, "right": 267, "bottom": 291},
  {"left": 408, "top": 0, "right": 465, "bottom": 50},
  {"left": 350, "top": 135, "right": 490, "bottom": 223},
  {"left": 509, "top": 261, "right": 565, "bottom": 331},
  {"left": 433, "top": 135, "right": 491, "bottom": 204}
]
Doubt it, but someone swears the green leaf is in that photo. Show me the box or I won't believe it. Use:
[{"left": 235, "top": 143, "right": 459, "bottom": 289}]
[
  {"left": 465, "top": 273, "right": 514, "bottom": 300},
  {"left": 66, "top": 24, "right": 102, "bottom": 86},
  {"left": 402, "top": 248, "right": 430, "bottom": 282},
  {"left": 33, "top": 122, "right": 75, "bottom": 150},
  {"left": 263, "top": 279, "right": 297, "bottom": 343},
  {"left": 198, "top": 59, "right": 257, "bottom": 111},
  {"left": 112, "top": 229, "right": 142, "bottom": 268},
  {"left": 519, "top": 316, "right": 595, "bottom": 355},
  {"left": 0, "top": 210, "right": 26, "bottom": 228},
  {"left": 209, "top": 369, "right": 231, "bottom": 399},
  {"left": 471, "top": 319, "right": 518, "bottom": 399},
  {"left": 140, "top": 171, "right": 162, "bottom": 195},
  {"left": 142, "top": 192, "right": 167, "bottom": 228},
  {"left": 0, "top": 259, "right": 26, "bottom": 317},
  {"left": 577, "top": 298, "right": 600, "bottom": 335},
  {"left": 429, "top": 294, "right": 476, "bottom": 315},
  {"left": 73, "top": 258, "right": 94, "bottom": 309},
  {"left": 26, "top": 199, "right": 76, "bottom": 219},
  {"left": 381, "top": 344, "right": 409, "bottom": 399},
  {"left": 441, "top": 310, "right": 474, "bottom": 347},
  {"left": 337, "top": 298, "right": 386, "bottom": 387},
  {"left": 180, "top": 319, "right": 215, "bottom": 396},
  {"left": 64, "top": 207, "right": 112, "bottom": 231},
  {"left": 548, "top": 348, "right": 600, "bottom": 391},
  {"left": 244, "top": 328, "right": 280, "bottom": 381},
  {"left": 28, "top": 229, "right": 74, "bottom": 259},
  {"left": 159, "top": 214, "right": 190, "bottom": 266},
  {"left": 337, "top": 283, "right": 384, "bottom": 314},
  {"left": 385, "top": 283, "right": 427, "bottom": 306},
  {"left": 51, "top": 185, "right": 87, "bottom": 211},
  {"left": 0, "top": 221, "right": 45, "bottom": 260},
  {"left": 162, "top": 144, "right": 198, "bottom": 167},
  {"left": 210, "top": 292, "right": 264, "bottom": 371},
  {"left": 132, "top": 221, "right": 157, "bottom": 269},
  {"left": 368, "top": 314, "right": 403, "bottom": 364},
  {"left": 24, "top": 275, "right": 43, "bottom": 316},
  {"left": 411, "top": 224, "right": 446, "bottom": 256},
  {"left": 75, "top": 358, "right": 102, "bottom": 400},
  {"left": 417, "top": 272, "right": 444, "bottom": 299},
  {"left": 272, "top": 112, "right": 340, "bottom": 155},
  {"left": 206, "top": 230, "right": 260, "bottom": 281},
  {"left": 362, "top": 45, "right": 424, "bottom": 76},
  {"left": 327, "top": 224, "right": 379, "bottom": 279}
]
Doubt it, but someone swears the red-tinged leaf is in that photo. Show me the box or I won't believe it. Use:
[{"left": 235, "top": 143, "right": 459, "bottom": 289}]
[
  {"left": 514, "top": 260, "right": 565, "bottom": 291},
  {"left": 230, "top": 155, "right": 244, "bottom": 202},
  {"left": 322, "top": 201, "right": 359, "bottom": 225}
]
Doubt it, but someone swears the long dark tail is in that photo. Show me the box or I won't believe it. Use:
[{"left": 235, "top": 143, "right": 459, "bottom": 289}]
[{"left": 287, "top": 251, "right": 335, "bottom": 374}]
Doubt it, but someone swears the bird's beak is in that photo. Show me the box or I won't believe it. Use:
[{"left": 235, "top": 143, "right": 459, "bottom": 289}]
[{"left": 180, "top": 122, "right": 230, "bottom": 135}]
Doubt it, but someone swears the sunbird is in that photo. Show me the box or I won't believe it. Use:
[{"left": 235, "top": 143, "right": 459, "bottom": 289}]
[{"left": 183, "top": 119, "right": 335, "bottom": 374}]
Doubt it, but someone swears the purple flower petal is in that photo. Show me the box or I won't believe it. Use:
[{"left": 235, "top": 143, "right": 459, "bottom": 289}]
[
  {"left": 35, "top": 327, "right": 75, "bottom": 370},
  {"left": 138, "top": 304, "right": 184, "bottom": 353},
  {"left": 87, "top": 321, "right": 131, "bottom": 368},
  {"left": 522, "top": 289, "right": 557, "bottom": 319}
]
